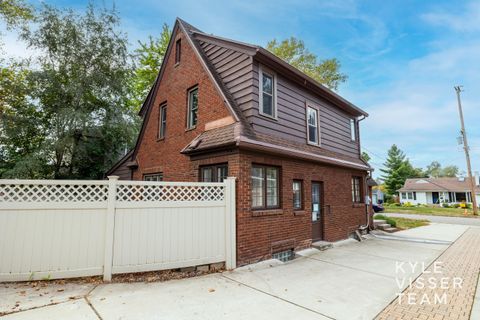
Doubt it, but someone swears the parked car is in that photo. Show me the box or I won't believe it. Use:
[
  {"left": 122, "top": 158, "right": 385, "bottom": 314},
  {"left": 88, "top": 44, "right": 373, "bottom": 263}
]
[{"left": 373, "top": 204, "right": 384, "bottom": 213}]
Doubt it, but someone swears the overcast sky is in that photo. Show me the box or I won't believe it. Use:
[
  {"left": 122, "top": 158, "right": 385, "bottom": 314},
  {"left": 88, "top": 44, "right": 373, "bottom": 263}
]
[{"left": 3, "top": 0, "right": 480, "bottom": 177}]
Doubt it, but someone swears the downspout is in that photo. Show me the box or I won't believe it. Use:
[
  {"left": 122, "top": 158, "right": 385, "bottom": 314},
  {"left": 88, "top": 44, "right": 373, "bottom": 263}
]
[{"left": 357, "top": 115, "right": 371, "bottom": 232}]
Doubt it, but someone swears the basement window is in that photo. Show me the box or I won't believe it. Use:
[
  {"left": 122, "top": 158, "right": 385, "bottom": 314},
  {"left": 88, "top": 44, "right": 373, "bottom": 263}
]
[{"left": 272, "top": 249, "right": 294, "bottom": 262}]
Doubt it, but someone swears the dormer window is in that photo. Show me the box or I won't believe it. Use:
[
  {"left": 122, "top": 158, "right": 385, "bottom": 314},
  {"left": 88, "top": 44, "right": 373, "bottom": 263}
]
[
  {"left": 350, "top": 119, "right": 357, "bottom": 141},
  {"left": 259, "top": 66, "right": 276, "bottom": 118},
  {"left": 175, "top": 39, "right": 181, "bottom": 64}
]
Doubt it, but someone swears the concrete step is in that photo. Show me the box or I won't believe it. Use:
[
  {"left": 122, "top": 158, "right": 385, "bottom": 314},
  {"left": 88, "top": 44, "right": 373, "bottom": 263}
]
[
  {"left": 373, "top": 219, "right": 387, "bottom": 227},
  {"left": 377, "top": 223, "right": 392, "bottom": 230},
  {"left": 312, "top": 241, "right": 333, "bottom": 251},
  {"left": 383, "top": 227, "right": 398, "bottom": 233}
]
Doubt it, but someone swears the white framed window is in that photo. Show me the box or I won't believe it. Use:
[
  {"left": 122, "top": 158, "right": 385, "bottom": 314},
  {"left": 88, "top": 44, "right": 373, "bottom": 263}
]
[
  {"left": 158, "top": 104, "right": 167, "bottom": 139},
  {"left": 259, "top": 66, "right": 276, "bottom": 118},
  {"left": 187, "top": 86, "right": 198, "bottom": 129},
  {"left": 307, "top": 106, "right": 320, "bottom": 145},
  {"left": 350, "top": 118, "right": 357, "bottom": 141}
]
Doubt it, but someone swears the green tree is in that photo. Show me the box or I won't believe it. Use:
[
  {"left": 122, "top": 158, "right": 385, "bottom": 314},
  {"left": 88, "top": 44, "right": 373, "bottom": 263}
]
[
  {"left": 0, "top": 62, "right": 49, "bottom": 178},
  {"left": 0, "top": 3, "right": 137, "bottom": 179},
  {"left": 425, "top": 161, "right": 459, "bottom": 178},
  {"left": 361, "top": 151, "right": 371, "bottom": 163},
  {"left": 441, "top": 165, "right": 459, "bottom": 177},
  {"left": 266, "top": 37, "right": 347, "bottom": 90},
  {"left": 380, "top": 145, "right": 424, "bottom": 196},
  {"left": 129, "top": 24, "right": 171, "bottom": 111},
  {"left": 0, "top": 0, "right": 33, "bottom": 29},
  {"left": 425, "top": 161, "right": 442, "bottom": 178}
]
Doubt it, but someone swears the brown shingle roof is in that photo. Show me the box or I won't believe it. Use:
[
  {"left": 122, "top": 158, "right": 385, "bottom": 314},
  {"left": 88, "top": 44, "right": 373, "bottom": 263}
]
[
  {"left": 181, "top": 123, "right": 239, "bottom": 154},
  {"left": 398, "top": 177, "right": 480, "bottom": 193}
]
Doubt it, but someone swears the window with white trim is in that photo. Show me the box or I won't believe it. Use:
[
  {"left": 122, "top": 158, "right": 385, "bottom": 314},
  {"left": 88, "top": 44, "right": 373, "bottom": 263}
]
[
  {"left": 307, "top": 107, "right": 319, "bottom": 145},
  {"left": 187, "top": 87, "right": 198, "bottom": 129},
  {"left": 350, "top": 119, "right": 357, "bottom": 141},
  {"left": 259, "top": 67, "right": 276, "bottom": 118}
]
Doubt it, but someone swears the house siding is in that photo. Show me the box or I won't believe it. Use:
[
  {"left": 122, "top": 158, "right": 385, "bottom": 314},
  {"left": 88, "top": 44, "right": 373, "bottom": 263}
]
[
  {"left": 132, "top": 28, "right": 232, "bottom": 181},
  {"left": 198, "top": 40, "right": 256, "bottom": 120},
  {"left": 109, "top": 161, "right": 131, "bottom": 180},
  {"left": 250, "top": 61, "right": 360, "bottom": 158}
]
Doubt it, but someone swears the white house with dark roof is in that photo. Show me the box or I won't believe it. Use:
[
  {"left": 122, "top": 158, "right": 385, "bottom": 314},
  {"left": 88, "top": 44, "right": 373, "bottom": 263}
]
[{"left": 398, "top": 174, "right": 480, "bottom": 207}]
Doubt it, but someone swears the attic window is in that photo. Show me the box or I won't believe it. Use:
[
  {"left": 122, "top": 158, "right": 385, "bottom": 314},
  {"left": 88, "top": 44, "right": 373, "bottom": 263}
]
[
  {"left": 259, "top": 66, "right": 276, "bottom": 118},
  {"left": 175, "top": 39, "right": 181, "bottom": 64}
]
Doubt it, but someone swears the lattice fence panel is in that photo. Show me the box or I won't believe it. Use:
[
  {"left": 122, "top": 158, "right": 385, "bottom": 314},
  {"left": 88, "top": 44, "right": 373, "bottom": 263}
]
[
  {"left": 116, "top": 184, "right": 225, "bottom": 202},
  {"left": 0, "top": 183, "right": 108, "bottom": 203}
]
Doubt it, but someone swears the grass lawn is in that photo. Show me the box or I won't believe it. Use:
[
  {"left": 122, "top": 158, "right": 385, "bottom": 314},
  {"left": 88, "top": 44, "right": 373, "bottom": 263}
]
[
  {"left": 384, "top": 205, "right": 479, "bottom": 218},
  {"left": 374, "top": 214, "right": 429, "bottom": 230}
]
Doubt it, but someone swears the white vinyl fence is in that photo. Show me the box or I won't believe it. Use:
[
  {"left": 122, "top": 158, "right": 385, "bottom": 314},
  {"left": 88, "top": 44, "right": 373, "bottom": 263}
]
[{"left": 0, "top": 176, "right": 236, "bottom": 282}]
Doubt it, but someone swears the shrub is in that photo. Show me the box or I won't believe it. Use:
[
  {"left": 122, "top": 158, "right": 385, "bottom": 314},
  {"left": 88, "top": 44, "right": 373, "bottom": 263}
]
[
  {"left": 403, "top": 202, "right": 413, "bottom": 207},
  {"left": 453, "top": 204, "right": 461, "bottom": 208},
  {"left": 442, "top": 203, "right": 451, "bottom": 208}
]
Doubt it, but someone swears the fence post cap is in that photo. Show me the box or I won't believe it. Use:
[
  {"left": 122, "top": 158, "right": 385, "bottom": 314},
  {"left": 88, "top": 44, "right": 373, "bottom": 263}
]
[
  {"left": 107, "top": 176, "right": 120, "bottom": 181},
  {"left": 225, "top": 176, "right": 237, "bottom": 181}
]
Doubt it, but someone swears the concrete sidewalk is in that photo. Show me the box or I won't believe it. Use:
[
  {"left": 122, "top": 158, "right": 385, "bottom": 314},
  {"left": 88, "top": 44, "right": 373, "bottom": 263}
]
[{"left": 0, "top": 223, "right": 469, "bottom": 320}]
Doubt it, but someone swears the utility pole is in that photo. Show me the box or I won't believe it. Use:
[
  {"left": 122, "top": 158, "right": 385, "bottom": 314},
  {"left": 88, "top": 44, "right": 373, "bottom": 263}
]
[{"left": 454, "top": 85, "right": 478, "bottom": 215}]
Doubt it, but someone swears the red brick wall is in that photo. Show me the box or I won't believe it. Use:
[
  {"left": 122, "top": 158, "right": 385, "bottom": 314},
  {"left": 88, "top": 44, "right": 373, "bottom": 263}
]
[
  {"left": 133, "top": 29, "right": 231, "bottom": 180},
  {"left": 235, "top": 150, "right": 368, "bottom": 265}
]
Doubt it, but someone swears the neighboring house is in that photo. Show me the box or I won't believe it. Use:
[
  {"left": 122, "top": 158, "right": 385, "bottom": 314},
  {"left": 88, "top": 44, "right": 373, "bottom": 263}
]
[
  {"left": 107, "top": 18, "right": 372, "bottom": 266},
  {"left": 398, "top": 175, "right": 480, "bottom": 206},
  {"left": 371, "top": 185, "right": 384, "bottom": 205}
]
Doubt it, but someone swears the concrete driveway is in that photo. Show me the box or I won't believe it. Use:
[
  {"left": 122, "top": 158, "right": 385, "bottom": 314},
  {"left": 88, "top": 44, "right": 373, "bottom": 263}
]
[{"left": 0, "top": 223, "right": 468, "bottom": 320}]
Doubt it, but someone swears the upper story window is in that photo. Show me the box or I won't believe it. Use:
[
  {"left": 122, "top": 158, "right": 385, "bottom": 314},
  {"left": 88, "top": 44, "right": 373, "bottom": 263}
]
[
  {"left": 350, "top": 118, "right": 357, "bottom": 141},
  {"left": 251, "top": 165, "right": 280, "bottom": 209},
  {"left": 144, "top": 173, "right": 163, "bottom": 181},
  {"left": 187, "top": 86, "right": 198, "bottom": 129},
  {"left": 307, "top": 106, "right": 319, "bottom": 145},
  {"left": 175, "top": 39, "right": 181, "bottom": 64},
  {"left": 158, "top": 104, "right": 167, "bottom": 139},
  {"left": 352, "top": 176, "right": 362, "bottom": 203},
  {"left": 259, "top": 66, "right": 276, "bottom": 118},
  {"left": 200, "top": 164, "right": 228, "bottom": 182}
]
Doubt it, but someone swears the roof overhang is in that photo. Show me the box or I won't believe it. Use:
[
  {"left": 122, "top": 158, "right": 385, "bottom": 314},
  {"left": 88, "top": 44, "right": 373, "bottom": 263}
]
[{"left": 236, "top": 136, "right": 371, "bottom": 171}]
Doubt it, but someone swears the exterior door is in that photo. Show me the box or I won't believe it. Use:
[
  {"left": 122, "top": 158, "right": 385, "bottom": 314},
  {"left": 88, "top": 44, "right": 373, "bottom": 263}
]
[
  {"left": 432, "top": 192, "right": 439, "bottom": 204},
  {"left": 311, "top": 182, "right": 323, "bottom": 241}
]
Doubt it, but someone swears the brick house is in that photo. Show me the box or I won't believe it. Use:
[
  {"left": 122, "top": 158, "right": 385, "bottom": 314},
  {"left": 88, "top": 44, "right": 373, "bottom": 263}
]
[{"left": 108, "top": 18, "right": 373, "bottom": 266}]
